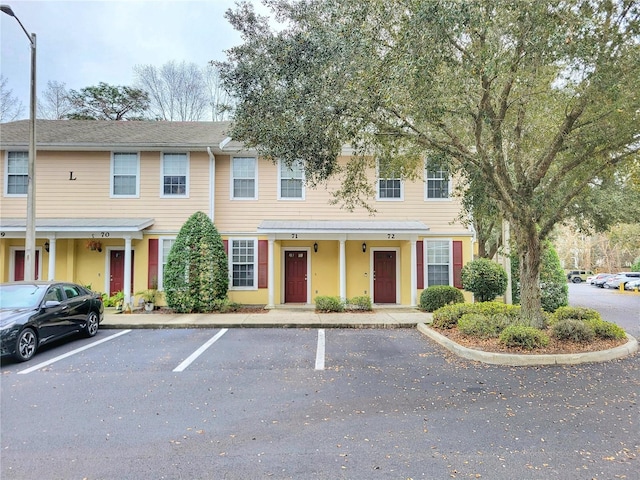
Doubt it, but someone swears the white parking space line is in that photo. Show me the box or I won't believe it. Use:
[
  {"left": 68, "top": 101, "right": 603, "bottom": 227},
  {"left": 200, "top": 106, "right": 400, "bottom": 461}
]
[
  {"left": 173, "top": 328, "right": 228, "bottom": 372},
  {"left": 18, "top": 330, "right": 132, "bottom": 375},
  {"left": 315, "top": 329, "right": 325, "bottom": 370}
]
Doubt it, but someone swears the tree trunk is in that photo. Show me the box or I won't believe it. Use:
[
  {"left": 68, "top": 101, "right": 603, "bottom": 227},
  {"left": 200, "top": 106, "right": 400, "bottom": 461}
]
[{"left": 513, "top": 221, "right": 545, "bottom": 328}]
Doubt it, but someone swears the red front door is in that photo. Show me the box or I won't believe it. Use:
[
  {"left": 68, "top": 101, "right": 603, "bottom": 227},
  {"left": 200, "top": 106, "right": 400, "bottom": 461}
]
[
  {"left": 285, "top": 251, "right": 307, "bottom": 303},
  {"left": 110, "top": 250, "right": 134, "bottom": 294},
  {"left": 374, "top": 251, "right": 396, "bottom": 304},
  {"left": 14, "top": 250, "right": 40, "bottom": 280}
]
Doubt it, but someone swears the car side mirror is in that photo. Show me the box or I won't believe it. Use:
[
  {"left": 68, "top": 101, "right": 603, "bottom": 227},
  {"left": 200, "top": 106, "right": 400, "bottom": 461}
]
[{"left": 43, "top": 300, "right": 61, "bottom": 309}]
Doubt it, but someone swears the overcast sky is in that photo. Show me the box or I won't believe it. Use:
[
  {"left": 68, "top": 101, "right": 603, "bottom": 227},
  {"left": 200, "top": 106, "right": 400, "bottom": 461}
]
[{"left": 1, "top": 0, "right": 267, "bottom": 120}]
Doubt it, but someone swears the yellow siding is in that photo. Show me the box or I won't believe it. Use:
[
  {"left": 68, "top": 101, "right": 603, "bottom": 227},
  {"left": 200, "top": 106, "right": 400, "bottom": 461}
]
[{"left": 213, "top": 156, "right": 468, "bottom": 234}]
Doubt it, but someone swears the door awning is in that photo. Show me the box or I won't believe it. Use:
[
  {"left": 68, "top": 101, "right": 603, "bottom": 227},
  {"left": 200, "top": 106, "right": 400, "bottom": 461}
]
[
  {"left": 0, "top": 218, "right": 155, "bottom": 240},
  {"left": 257, "top": 220, "right": 430, "bottom": 240}
]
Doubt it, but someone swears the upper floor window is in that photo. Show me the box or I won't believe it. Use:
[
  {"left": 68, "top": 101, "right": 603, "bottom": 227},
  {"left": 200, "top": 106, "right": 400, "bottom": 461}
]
[
  {"left": 425, "top": 165, "right": 450, "bottom": 199},
  {"left": 162, "top": 153, "right": 188, "bottom": 197},
  {"left": 6, "top": 151, "right": 28, "bottom": 195},
  {"left": 426, "top": 240, "right": 450, "bottom": 286},
  {"left": 231, "top": 157, "right": 257, "bottom": 199},
  {"left": 377, "top": 159, "right": 403, "bottom": 200},
  {"left": 230, "top": 239, "right": 256, "bottom": 289},
  {"left": 278, "top": 159, "right": 305, "bottom": 200},
  {"left": 111, "top": 152, "right": 139, "bottom": 197}
]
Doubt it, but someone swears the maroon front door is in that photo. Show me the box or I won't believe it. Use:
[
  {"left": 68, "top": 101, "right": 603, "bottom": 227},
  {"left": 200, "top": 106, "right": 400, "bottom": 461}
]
[
  {"left": 14, "top": 250, "right": 40, "bottom": 280},
  {"left": 284, "top": 251, "right": 307, "bottom": 303},
  {"left": 373, "top": 251, "right": 396, "bottom": 304},
  {"left": 110, "top": 250, "right": 134, "bottom": 294}
]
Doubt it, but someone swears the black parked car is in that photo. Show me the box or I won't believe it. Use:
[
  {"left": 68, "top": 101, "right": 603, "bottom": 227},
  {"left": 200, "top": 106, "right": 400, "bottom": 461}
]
[{"left": 0, "top": 281, "right": 104, "bottom": 362}]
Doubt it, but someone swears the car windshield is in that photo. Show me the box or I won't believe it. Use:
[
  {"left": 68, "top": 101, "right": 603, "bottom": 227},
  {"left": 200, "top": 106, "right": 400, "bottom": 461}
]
[{"left": 0, "top": 284, "right": 46, "bottom": 309}]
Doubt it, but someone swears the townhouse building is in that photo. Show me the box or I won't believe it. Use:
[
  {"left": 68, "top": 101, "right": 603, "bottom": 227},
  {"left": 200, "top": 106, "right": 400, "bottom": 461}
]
[{"left": 0, "top": 120, "right": 475, "bottom": 308}]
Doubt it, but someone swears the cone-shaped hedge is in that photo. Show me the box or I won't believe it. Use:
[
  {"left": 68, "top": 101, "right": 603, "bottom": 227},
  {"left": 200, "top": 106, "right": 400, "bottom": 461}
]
[{"left": 164, "top": 211, "right": 229, "bottom": 313}]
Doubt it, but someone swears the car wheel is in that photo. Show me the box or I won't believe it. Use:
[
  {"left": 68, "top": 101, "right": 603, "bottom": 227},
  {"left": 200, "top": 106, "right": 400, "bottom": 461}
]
[
  {"left": 84, "top": 311, "right": 99, "bottom": 337},
  {"left": 572, "top": 277, "right": 581, "bottom": 283},
  {"left": 14, "top": 328, "right": 37, "bottom": 362}
]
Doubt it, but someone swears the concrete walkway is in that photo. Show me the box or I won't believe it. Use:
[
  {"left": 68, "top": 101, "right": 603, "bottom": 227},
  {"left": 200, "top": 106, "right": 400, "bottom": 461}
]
[{"left": 101, "top": 306, "right": 430, "bottom": 329}]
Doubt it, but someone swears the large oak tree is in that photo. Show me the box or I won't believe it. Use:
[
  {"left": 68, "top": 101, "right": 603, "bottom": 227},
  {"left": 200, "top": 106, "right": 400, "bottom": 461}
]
[{"left": 219, "top": 0, "right": 640, "bottom": 325}]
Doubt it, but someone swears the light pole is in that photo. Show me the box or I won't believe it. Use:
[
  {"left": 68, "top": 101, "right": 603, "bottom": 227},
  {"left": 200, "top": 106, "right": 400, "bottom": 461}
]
[{"left": 1, "top": 4, "right": 36, "bottom": 281}]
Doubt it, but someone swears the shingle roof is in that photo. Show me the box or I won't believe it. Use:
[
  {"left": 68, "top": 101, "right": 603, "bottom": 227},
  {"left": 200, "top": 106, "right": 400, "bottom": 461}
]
[{"left": 0, "top": 119, "right": 247, "bottom": 152}]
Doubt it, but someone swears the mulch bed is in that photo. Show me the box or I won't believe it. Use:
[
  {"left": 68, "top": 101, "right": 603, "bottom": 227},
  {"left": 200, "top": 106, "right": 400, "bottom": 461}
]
[{"left": 435, "top": 327, "right": 627, "bottom": 355}]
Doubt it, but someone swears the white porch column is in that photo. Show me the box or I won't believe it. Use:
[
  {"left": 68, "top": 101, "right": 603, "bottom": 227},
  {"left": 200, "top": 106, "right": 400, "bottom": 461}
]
[
  {"left": 339, "top": 237, "right": 346, "bottom": 301},
  {"left": 266, "top": 237, "right": 275, "bottom": 308},
  {"left": 47, "top": 236, "right": 56, "bottom": 280},
  {"left": 123, "top": 236, "right": 133, "bottom": 306},
  {"left": 410, "top": 238, "right": 417, "bottom": 307}
]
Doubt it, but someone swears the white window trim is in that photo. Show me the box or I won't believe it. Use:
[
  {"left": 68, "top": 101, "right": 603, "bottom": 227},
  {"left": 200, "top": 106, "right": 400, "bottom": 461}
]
[
  {"left": 158, "top": 236, "right": 177, "bottom": 291},
  {"left": 424, "top": 163, "right": 452, "bottom": 201},
  {"left": 424, "top": 239, "right": 454, "bottom": 287},
  {"left": 277, "top": 159, "right": 305, "bottom": 200},
  {"left": 110, "top": 152, "right": 140, "bottom": 198},
  {"left": 376, "top": 159, "right": 404, "bottom": 201},
  {"left": 160, "top": 152, "right": 190, "bottom": 198},
  {"left": 4, "top": 150, "right": 28, "bottom": 197},
  {"left": 230, "top": 156, "right": 258, "bottom": 200},
  {"left": 229, "top": 237, "right": 258, "bottom": 290}
]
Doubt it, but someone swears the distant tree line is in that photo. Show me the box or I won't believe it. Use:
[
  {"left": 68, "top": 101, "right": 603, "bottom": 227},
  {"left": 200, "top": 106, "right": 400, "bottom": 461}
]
[{"left": 1, "top": 60, "right": 234, "bottom": 122}]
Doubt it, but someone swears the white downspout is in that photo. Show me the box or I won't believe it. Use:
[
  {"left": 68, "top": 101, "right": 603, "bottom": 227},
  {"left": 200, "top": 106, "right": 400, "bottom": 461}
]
[{"left": 207, "top": 147, "right": 216, "bottom": 222}]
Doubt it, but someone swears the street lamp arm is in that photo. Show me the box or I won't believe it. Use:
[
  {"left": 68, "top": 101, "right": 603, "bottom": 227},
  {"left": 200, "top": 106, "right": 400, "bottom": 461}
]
[{"left": 0, "top": 4, "right": 33, "bottom": 45}]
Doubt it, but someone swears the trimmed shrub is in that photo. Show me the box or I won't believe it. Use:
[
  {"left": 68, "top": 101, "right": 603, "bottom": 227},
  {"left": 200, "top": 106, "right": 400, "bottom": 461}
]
[
  {"left": 590, "top": 320, "right": 626, "bottom": 340},
  {"left": 551, "top": 319, "right": 596, "bottom": 343},
  {"left": 473, "top": 301, "right": 521, "bottom": 319},
  {"left": 458, "top": 313, "right": 513, "bottom": 338},
  {"left": 315, "top": 296, "right": 345, "bottom": 312},
  {"left": 419, "top": 285, "right": 465, "bottom": 312},
  {"left": 461, "top": 258, "right": 508, "bottom": 302},
  {"left": 432, "top": 303, "right": 476, "bottom": 329},
  {"left": 499, "top": 324, "right": 549, "bottom": 350},
  {"left": 164, "top": 211, "right": 229, "bottom": 313},
  {"left": 347, "top": 296, "right": 373, "bottom": 311},
  {"left": 549, "top": 306, "right": 602, "bottom": 325}
]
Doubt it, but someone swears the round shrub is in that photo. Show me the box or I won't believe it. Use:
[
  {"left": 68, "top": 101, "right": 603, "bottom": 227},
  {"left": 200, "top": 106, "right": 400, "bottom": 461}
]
[
  {"left": 473, "top": 301, "right": 521, "bottom": 319},
  {"left": 589, "top": 320, "right": 626, "bottom": 340},
  {"left": 461, "top": 258, "right": 508, "bottom": 302},
  {"left": 419, "top": 285, "right": 464, "bottom": 312},
  {"left": 458, "top": 313, "right": 513, "bottom": 338},
  {"left": 431, "top": 303, "right": 475, "bottom": 329},
  {"left": 551, "top": 319, "right": 596, "bottom": 343},
  {"left": 499, "top": 324, "right": 549, "bottom": 350},
  {"left": 549, "top": 306, "right": 601, "bottom": 325},
  {"left": 315, "top": 296, "right": 345, "bottom": 312}
]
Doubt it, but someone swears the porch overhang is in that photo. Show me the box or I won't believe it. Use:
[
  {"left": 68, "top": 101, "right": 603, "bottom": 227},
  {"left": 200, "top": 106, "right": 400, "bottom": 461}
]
[
  {"left": 0, "top": 218, "right": 155, "bottom": 240},
  {"left": 257, "top": 220, "right": 430, "bottom": 241}
]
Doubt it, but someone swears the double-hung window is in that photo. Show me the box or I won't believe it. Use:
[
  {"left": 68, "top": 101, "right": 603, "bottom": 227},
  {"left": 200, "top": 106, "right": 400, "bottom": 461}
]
[
  {"left": 162, "top": 153, "right": 188, "bottom": 197},
  {"left": 377, "top": 159, "right": 403, "bottom": 200},
  {"left": 278, "top": 159, "right": 304, "bottom": 199},
  {"left": 111, "top": 152, "right": 139, "bottom": 197},
  {"left": 231, "top": 157, "right": 257, "bottom": 199},
  {"left": 426, "top": 240, "right": 450, "bottom": 286},
  {"left": 425, "top": 164, "right": 450, "bottom": 199},
  {"left": 230, "top": 239, "right": 256, "bottom": 289},
  {"left": 6, "top": 151, "right": 28, "bottom": 195}
]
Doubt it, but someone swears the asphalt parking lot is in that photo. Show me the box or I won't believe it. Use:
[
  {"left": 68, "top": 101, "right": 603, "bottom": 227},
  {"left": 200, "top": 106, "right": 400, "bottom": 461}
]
[{"left": 1, "top": 324, "right": 639, "bottom": 480}]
